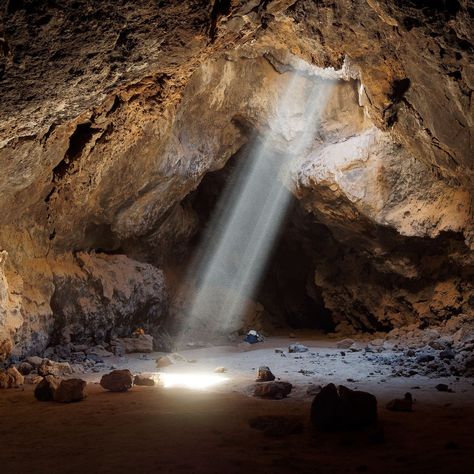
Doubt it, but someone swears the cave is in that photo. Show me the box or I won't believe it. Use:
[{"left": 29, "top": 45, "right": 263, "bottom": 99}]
[{"left": 0, "top": 1, "right": 473, "bottom": 473}]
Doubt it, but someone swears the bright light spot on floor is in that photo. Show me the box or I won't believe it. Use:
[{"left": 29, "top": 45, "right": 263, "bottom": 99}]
[{"left": 159, "top": 372, "right": 229, "bottom": 390}]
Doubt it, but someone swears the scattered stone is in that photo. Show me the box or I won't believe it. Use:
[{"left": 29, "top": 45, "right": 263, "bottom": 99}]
[
  {"left": 34, "top": 375, "right": 61, "bottom": 401},
  {"left": 298, "top": 369, "right": 314, "bottom": 376},
  {"left": 249, "top": 415, "right": 303, "bottom": 437},
  {"left": 38, "top": 359, "right": 73, "bottom": 377},
  {"left": 0, "top": 366, "right": 24, "bottom": 388},
  {"left": 440, "top": 348, "right": 456, "bottom": 360},
  {"left": 100, "top": 369, "right": 133, "bottom": 392},
  {"left": 18, "top": 361, "right": 33, "bottom": 375},
  {"left": 386, "top": 393, "right": 413, "bottom": 412},
  {"left": 155, "top": 356, "right": 173, "bottom": 368},
  {"left": 416, "top": 354, "right": 435, "bottom": 364},
  {"left": 274, "top": 349, "right": 284, "bottom": 354},
  {"left": 435, "top": 383, "right": 454, "bottom": 393},
  {"left": 134, "top": 374, "right": 155, "bottom": 386},
  {"left": 214, "top": 367, "right": 227, "bottom": 373},
  {"left": 429, "top": 338, "right": 451, "bottom": 351},
  {"left": 254, "top": 381, "right": 293, "bottom": 399},
  {"left": 336, "top": 338, "right": 355, "bottom": 349},
  {"left": 311, "top": 383, "right": 378, "bottom": 431},
  {"left": 288, "top": 343, "right": 308, "bottom": 353},
  {"left": 256, "top": 366, "right": 275, "bottom": 382},
  {"left": 54, "top": 378, "right": 87, "bottom": 403}
]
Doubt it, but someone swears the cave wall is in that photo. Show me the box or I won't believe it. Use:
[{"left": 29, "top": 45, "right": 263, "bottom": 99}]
[{"left": 0, "top": 0, "right": 473, "bottom": 357}]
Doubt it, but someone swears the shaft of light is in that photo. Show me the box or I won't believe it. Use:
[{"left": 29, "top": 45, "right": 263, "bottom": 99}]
[{"left": 181, "top": 73, "right": 335, "bottom": 336}]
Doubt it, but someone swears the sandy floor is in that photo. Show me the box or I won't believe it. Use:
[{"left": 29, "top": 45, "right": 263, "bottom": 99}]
[{"left": 1, "top": 336, "right": 473, "bottom": 473}]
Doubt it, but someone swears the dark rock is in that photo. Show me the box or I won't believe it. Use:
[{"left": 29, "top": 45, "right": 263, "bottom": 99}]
[
  {"left": 54, "top": 378, "right": 87, "bottom": 403},
  {"left": 100, "top": 369, "right": 133, "bottom": 392},
  {"left": 311, "top": 383, "right": 378, "bottom": 431},
  {"left": 416, "top": 354, "right": 435, "bottom": 364},
  {"left": 440, "top": 348, "right": 456, "bottom": 360},
  {"left": 18, "top": 361, "right": 33, "bottom": 375},
  {"left": 34, "top": 375, "right": 61, "bottom": 401},
  {"left": 134, "top": 374, "right": 155, "bottom": 386},
  {"left": 254, "top": 381, "right": 292, "bottom": 399},
  {"left": 256, "top": 366, "right": 275, "bottom": 382},
  {"left": 435, "top": 383, "right": 454, "bottom": 392}
]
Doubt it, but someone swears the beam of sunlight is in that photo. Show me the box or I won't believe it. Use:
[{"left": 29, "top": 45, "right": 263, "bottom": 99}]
[
  {"left": 159, "top": 372, "right": 230, "bottom": 390},
  {"left": 179, "top": 69, "right": 336, "bottom": 339}
]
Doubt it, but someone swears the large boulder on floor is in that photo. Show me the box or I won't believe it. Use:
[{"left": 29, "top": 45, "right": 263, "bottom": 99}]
[
  {"left": 112, "top": 334, "right": 154, "bottom": 354},
  {"left": 54, "top": 379, "right": 87, "bottom": 403},
  {"left": 0, "top": 366, "right": 24, "bottom": 388},
  {"left": 38, "top": 359, "right": 73, "bottom": 377},
  {"left": 254, "top": 381, "right": 292, "bottom": 399},
  {"left": 100, "top": 369, "right": 133, "bottom": 392},
  {"left": 34, "top": 375, "right": 61, "bottom": 401},
  {"left": 256, "top": 366, "right": 275, "bottom": 382},
  {"left": 311, "top": 384, "right": 378, "bottom": 431}
]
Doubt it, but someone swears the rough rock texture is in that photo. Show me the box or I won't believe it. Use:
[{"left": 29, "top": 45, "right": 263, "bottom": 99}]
[
  {"left": 0, "top": 1, "right": 473, "bottom": 355},
  {"left": 100, "top": 369, "right": 134, "bottom": 392},
  {"left": 254, "top": 381, "right": 293, "bottom": 399},
  {"left": 53, "top": 378, "right": 87, "bottom": 403},
  {"left": 0, "top": 366, "right": 24, "bottom": 388},
  {"left": 34, "top": 375, "right": 61, "bottom": 401}
]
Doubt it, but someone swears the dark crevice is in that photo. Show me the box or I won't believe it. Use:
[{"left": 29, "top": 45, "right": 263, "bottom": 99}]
[
  {"left": 52, "top": 122, "right": 100, "bottom": 182},
  {"left": 208, "top": 0, "right": 232, "bottom": 42}
]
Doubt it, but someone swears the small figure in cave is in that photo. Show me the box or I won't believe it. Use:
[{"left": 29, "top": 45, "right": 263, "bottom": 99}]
[{"left": 244, "top": 329, "right": 264, "bottom": 344}]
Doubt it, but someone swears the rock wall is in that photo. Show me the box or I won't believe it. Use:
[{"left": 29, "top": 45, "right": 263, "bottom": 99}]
[{"left": 0, "top": 1, "right": 473, "bottom": 357}]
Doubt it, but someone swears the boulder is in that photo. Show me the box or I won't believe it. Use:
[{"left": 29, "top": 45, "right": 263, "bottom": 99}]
[
  {"left": 214, "top": 367, "right": 227, "bottom": 373},
  {"left": 38, "top": 359, "right": 73, "bottom": 377},
  {"left": 134, "top": 374, "right": 155, "bottom": 386},
  {"left": 54, "top": 378, "right": 87, "bottom": 402},
  {"left": 311, "top": 384, "right": 378, "bottom": 431},
  {"left": 100, "top": 369, "right": 133, "bottom": 392},
  {"left": 18, "top": 361, "right": 33, "bottom": 375},
  {"left": 256, "top": 366, "right": 275, "bottom": 382},
  {"left": 0, "top": 366, "right": 24, "bottom": 388},
  {"left": 112, "top": 334, "right": 154, "bottom": 354},
  {"left": 34, "top": 375, "right": 61, "bottom": 401},
  {"left": 254, "top": 381, "right": 292, "bottom": 399}
]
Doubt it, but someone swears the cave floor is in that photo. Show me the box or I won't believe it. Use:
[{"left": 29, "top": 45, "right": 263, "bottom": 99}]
[{"left": 1, "top": 337, "right": 474, "bottom": 473}]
